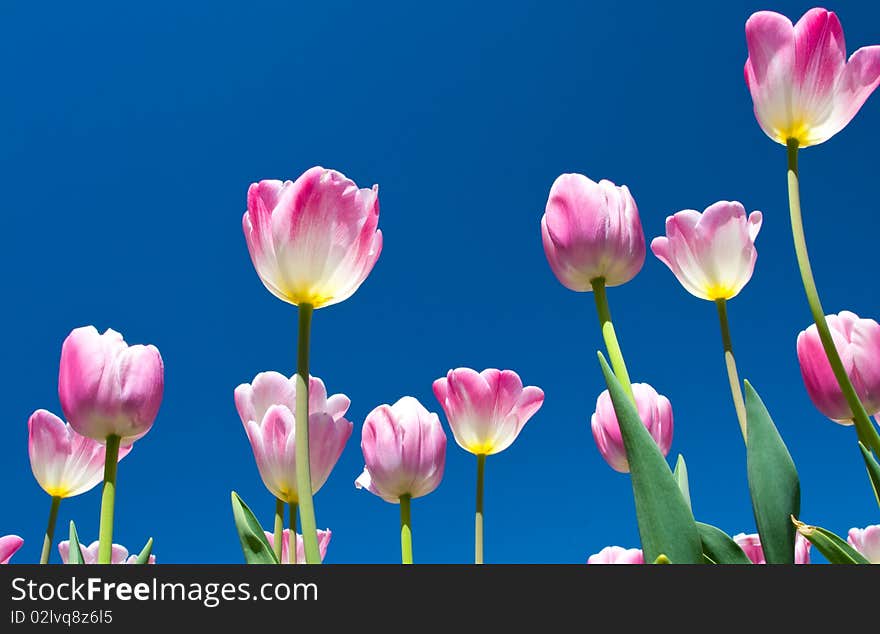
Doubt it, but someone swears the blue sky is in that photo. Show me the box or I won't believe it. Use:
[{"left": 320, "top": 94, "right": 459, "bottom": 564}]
[{"left": 2, "top": 0, "right": 879, "bottom": 563}]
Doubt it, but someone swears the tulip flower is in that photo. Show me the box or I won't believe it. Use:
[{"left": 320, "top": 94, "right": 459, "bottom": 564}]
[
  {"left": 591, "top": 383, "right": 673, "bottom": 473},
  {"left": 847, "top": 525, "right": 880, "bottom": 563},
  {"left": 264, "top": 529, "right": 332, "bottom": 564},
  {"left": 242, "top": 166, "right": 382, "bottom": 563},
  {"left": 744, "top": 9, "right": 880, "bottom": 458},
  {"left": 651, "top": 201, "right": 762, "bottom": 440},
  {"left": 797, "top": 311, "right": 880, "bottom": 423},
  {"left": 0, "top": 535, "right": 23, "bottom": 564},
  {"left": 355, "top": 396, "right": 447, "bottom": 564},
  {"left": 587, "top": 546, "right": 644, "bottom": 564},
  {"left": 58, "top": 325, "right": 163, "bottom": 564},
  {"left": 235, "top": 371, "right": 351, "bottom": 562},
  {"left": 733, "top": 532, "right": 811, "bottom": 564},
  {"left": 542, "top": 173, "right": 645, "bottom": 402},
  {"left": 433, "top": 368, "right": 544, "bottom": 563},
  {"left": 28, "top": 409, "right": 132, "bottom": 563},
  {"left": 59, "top": 540, "right": 155, "bottom": 564}
]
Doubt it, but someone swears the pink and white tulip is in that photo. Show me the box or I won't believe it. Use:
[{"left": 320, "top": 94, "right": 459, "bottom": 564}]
[
  {"left": 587, "top": 546, "right": 644, "bottom": 564},
  {"left": 744, "top": 8, "right": 880, "bottom": 147},
  {"left": 234, "top": 372, "right": 352, "bottom": 503},
  {"left": 58, "top": 326, "right": 164, "bottom": 443},
  {"left": 29, "top": 409, "right": 132, "bottom": 498},
  {"left": 264, "top": 529, "right": 332, "bottom": 563},
  {"left": 796, "top": 311, "right": 880, "bottom": 423},
  {"left": 0, "top": 536, "right": 23, "bottom": 564},
  {"left": 733, "top": 532, "right": 811, "bottom": 564},
  {"left": 847, "top": 525, "right": 880, "bottom": 563},
  {"left": 541, "top": 173, "right": 645, "bottom": 291},
  {"left": 591, "top": 383, "right": 673, "bottom": 473},
  {"left": 432, "top": 368, "right": 544, "bottom": 456},
  {"left": 355, "top": 397, "right": 447, "bottom": 503},
  {"left": 651, "top": 201, "right": 763, "bottom": 301},
  {"left": 58, "top": 540, "right": 156, "bottom": 564},
  {"left": 242, "top": 166, "right": 383, "bottom": 309}
]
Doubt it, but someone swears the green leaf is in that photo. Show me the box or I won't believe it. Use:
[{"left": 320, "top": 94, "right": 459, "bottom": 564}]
[
  {"left": 67, "top": 521, "right": 84, "bottom": 565},
  {"left": 793, "top": 518, "right": 869, "bottom": 564},
  {"left": 858, "top": 442, "right": 880, "bottom": 508},
  {"left": 134, "top": 538, "right": 153, "bottom": 564},
  {"left": 231, "top": 491, "right": 278, "bottom": 564},
  {"left": 653, "top": 554, "right": 671, "bottom": 564},
  {"left": 597, "top": 352, "right": 703, "bottom": 564},
  {"left": 696, "top": 522, "right": 752, "bottom": 564},
  {"left": 673, "top": 454, "right": 691, "bottom": 512},
  {"left": 744, "top": 380, "right": 800, "bottom": 564}
]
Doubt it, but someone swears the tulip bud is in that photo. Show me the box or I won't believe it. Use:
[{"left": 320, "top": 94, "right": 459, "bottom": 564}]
[
  {"left": 58, "top": 540, "right": 155, "bottom": 564},
  {"left": 0, "top": 535, "right": 23, "bottom": 564},
  {"left": 732, "top": 532, "right": 811, "bottom": 564},
  {"left": 587, "top": 546, "right": 644, "bottom": 564},
  {"left": 847, "top": 525, "right": 880, "bottom": 563},
  {"left": 264, "top": 529, "right": 332, "bottom": 563}
]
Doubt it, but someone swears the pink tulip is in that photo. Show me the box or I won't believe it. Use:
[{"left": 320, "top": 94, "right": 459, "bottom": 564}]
[
  {"left": 432, "top": 368, "right": 544, "bottom": 456},
  {"left": 541, "top": 173, "right": 645, "bottom": 291},
  {"left": 28, "top": 409, "right": 132, "bottom": 498},
  {"left": 242, "top": 166, "right": 383, "bottom": 309},
  {"left": 58, "top": 540, "right": 156, "bottom": 564},
  {"left": 591, "top": 383, "right": 673, "bottom": 473},
  {"left": 796, "top": 311, "right": 880, "bottom": 423},
  {"left": 847, "top": 525, "right": 880, "bottom": 563},
  {"left": 264, "top": 529, "right": 332, "bottom": 563},
  {"left": 0, "top": 535, "right": 24, "bottom": 564},
  {"left": 234, "top": 372, "right": 352, "bottom": 503},
  {"left": 58, "top": 326, "right": 164, "bottom": 442},
  {"left": 355, "top": 397, "right": 447, "bottom": 503},
  {"left": 733, "top": 532, "right": 811, "bottom": 564},
  {"left": 651, "top": 201, "right": 763, "bottom": 301},
  {"left": 587, "top": 546, "right": 645, "bottom": 564},
  {"left": 744, "top": 8, "right": 880, "bottom": 147}
]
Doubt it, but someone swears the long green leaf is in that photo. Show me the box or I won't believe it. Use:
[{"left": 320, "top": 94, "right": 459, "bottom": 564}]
[
  {"left": 858, "top": 442, "right": 880, "bottom": 508},
  {"left": 135, "top": 538, "right": 153, "bottom": 564},
  {"left": 597, "top": 353, "right": 702, "bottom": 563},
  {"left": 231, "top": 491, "right": 278, "bottom": 564},
  {"left": 744, "top": 380, "right": 800, "bottom": 564},
  {"left": 673, "top": 454, "right": 691, "bottom": 512},
  {"left": 793, "top": 518, "right": 869, "bottom": 564},
  {"left": 696, "top": 522, "right": 752, "bottom": 564},
  {"left": 67, "top": 521, "right": 84, "bottom": 565}
]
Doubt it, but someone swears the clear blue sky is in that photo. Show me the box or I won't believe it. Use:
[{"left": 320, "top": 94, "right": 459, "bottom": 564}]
[{"left": 2, "top": 0, "right": 878, "bottom": 564}]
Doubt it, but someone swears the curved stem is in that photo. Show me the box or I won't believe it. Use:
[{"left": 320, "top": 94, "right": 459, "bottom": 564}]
[
  {"left": 273, "top": 498, "right": 284, "bottom": 564},
  {"left": 97, "top": 435, "right": 121, "bottom": 564},
  {"left": 475, "top": 454, "right": 486, "bottom": 564},
  {"left": 289, "top": 502, "right": 298, "bottom": 564},
  {"left": 715, "top": 299, "right": 748, "bottom": 442},
  {"left": 400, "top": 495, "right": 413, "bottom": 564},
  {"left": 591, "top": 278, "right": 635, "bottom": 402},
  {"left": 39, "top": 496, "right": 61, "bottom": 565},
  {"left": 786, "top": 140, "right": 880, "bottom": 457},
  {"left": 294, "top": 304, "right": 321, "bottom": 564}
]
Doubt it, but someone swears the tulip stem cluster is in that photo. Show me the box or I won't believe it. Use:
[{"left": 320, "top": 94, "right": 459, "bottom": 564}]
[
  {"left": 399, "top": 494, "right": 413, "bottom": 564},
  {"left": 273, "top": 498, "right": 284, "bottom": 563},
  {"left": 39, "top": 496, "right": 61, "bottom": 565},
  {"left": 591, "top": 278, "right": 634, "bottom": 402},
  {"left": 97, "top": 435, "right": 121, "bottom": 564},
  {"left": 475, "top": 454, "right": 486, "bottom": 564},
  {"left": 785, "top": 141, "right": 880, "bottom": 457},
  {"left": 715, "top": 299, "right": 748, "bottom": 441}
]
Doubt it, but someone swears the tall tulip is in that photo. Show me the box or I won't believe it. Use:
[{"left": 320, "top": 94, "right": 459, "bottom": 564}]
[
  {"left": 651, "top": 201, "right": 762, "bottom": 440},
  {"left": 59, "top": 540, "right": 156, "bottom": 564},
  {"left": 733, "top": 532, "right": 811, "bottom": 564},
  {"left": 744, "top": 8, "right": 880, "bottom": 457},
  {"left": 234, "top": 371, "right": 351, "bottom": 562},
  {"left": 264, "top": 529, "right": 332, "bottom": 564},
  {"left": 541, "top": 173, "right": 645, "bottom": 401},
  {"left": 355, "top": 396, "right": 447, "bottom": 564},
  {"left": 847, "top": 525, "right": 880, "bottom": 563},
  {"left": 587, "top": 546, "right": 644, "bottom": 564},
  {"left": 243, "top": 166, "right": 382, "bottom": 563},
  {"left": 58, "top": 325, "right": 163, "bottom": 564},
  {"left": 433, "top": 368, "right": 544, "bottom": 563},
  {"left": 0, "top": 536, "right": 23, "bottom": 564},
  {"left": 28, "top": 409, "right": 132, "bottom": 563}
]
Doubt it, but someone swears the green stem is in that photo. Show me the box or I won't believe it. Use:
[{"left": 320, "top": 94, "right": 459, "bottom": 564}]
[
  {"left": 715, "top": 299, "right": 748, "bottom": 442},
  {"left": 400, "top": 494, "right": 413, "bottom": 564},
  {"left": 294, "top": 304, "right": 321, "bottom": 564},
  {"left": 591, "top": 278, "right": 635, "bottom": 402},
  {"left": 289, "top": 502, "right": 298, "bottom": 564},
  {"left": 39, "top": 496, "right": 61, "bottom": 565},
  {"left": 475, "top": 454, "right": 486, "bottom": 564},
  {"left": 786, "top": 140, "right": 880, "bottom": 457},
  {"left": 273, "top": 498, "right": 284, "bottom": 564},
  {"left": 97, "top": 435, "right": 121, "bottom": 564}
]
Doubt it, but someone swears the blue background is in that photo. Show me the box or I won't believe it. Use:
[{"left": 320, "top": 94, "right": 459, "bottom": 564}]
[{"left": 2, "top": 0, "right": 878, "bottom": 564}]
